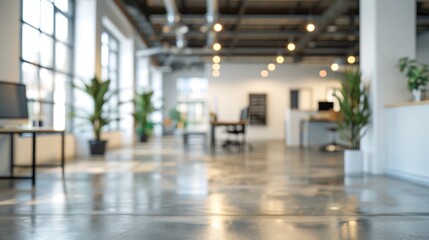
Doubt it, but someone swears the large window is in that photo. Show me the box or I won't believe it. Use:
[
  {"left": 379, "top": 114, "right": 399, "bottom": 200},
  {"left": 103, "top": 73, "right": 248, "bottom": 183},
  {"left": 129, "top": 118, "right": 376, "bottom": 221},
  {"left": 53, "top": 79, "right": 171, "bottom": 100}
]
[
  {"left": 101, "top": 31, "right": 120, "bottom": 130},
  {"left": 176, "top": 77, "right": 208, "bottom": 127},
  {"left": 20, "top": 0, "right": 74, "bottom": 130}
]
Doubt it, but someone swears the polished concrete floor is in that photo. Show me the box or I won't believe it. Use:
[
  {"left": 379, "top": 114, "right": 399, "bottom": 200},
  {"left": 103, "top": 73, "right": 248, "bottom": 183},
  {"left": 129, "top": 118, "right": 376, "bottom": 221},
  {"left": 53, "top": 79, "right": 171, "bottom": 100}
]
[{"left": 1, "top": 137, "right": 429, "bottom": 239}]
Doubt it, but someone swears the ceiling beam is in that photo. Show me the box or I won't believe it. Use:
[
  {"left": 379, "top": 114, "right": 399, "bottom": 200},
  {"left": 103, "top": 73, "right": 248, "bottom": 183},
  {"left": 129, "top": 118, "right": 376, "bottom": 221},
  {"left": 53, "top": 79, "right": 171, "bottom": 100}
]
[
  {"left": 295, "top": 0, "right": 355, "bottom": 54},
  {"left": 229, "top": 0, "right": 250, "bottom": 49},
  {"left": 136, "top": 46, "right": 349, "bottom": 57},
  {"left": 162, "top": 30, "right": 358, "bottom": 38},
  {"left": 115, "top": 0, "right": 154, "bottom": 48}
]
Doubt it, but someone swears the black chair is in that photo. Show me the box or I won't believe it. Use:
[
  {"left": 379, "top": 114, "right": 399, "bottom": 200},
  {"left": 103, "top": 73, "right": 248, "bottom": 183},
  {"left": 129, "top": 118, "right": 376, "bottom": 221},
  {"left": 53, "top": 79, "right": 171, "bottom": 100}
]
[
  {"left": 222, "top": 107, "right": 253, "bottom": 151},
  {"left": 319, "top": 126, "right": 346, "bottom": 152}
]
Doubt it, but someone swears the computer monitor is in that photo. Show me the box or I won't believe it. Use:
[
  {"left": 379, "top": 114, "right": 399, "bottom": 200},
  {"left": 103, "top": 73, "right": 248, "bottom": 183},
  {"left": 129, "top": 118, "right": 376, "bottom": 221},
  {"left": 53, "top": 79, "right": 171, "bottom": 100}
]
[
  {"left": 318, "top": 101, "right": 334, "bottom": 111},
  {"left": 0, "top": 81, "right": 29, "bottom": 128}
]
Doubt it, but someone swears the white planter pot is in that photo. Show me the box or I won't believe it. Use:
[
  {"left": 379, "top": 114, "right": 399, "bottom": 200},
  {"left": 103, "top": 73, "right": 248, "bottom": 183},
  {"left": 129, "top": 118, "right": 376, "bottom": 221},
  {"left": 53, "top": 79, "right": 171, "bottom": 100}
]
[
  {"left": 412, "top": 89, "right": 424, "bottom": 102},
  {"left": 344, "top": 150, "right": 363, "bottom": 175}
]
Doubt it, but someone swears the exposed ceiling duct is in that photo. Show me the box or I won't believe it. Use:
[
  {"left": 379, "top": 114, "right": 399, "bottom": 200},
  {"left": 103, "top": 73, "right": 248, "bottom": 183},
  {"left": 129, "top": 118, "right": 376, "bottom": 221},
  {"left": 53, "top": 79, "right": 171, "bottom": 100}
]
[
  {"left": 162, "top": 0, "right": 188, "bottom": 48},
  {"left": 203, "top": 0, "right": 219, "bottom": 46}
]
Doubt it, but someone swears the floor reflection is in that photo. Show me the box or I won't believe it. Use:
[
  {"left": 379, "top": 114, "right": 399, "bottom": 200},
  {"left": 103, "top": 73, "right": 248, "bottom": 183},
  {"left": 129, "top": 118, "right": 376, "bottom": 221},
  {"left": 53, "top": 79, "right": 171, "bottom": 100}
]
[{"left": 0, "top": 137, "right": 429, "bottom": 239}]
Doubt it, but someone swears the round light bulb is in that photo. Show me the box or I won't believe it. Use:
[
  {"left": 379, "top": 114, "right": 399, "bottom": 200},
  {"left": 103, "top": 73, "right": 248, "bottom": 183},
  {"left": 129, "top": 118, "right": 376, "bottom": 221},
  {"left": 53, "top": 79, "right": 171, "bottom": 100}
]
[
  {"left": 347, "top": 56, "right": 356, "bottom": 64},
  {"left": 319, "top": 70, "right": 327, "bottom": 78},
  {"left": 162, "top": 26, "right": 170, "bottom": 33},
  {"left": 213, "top": 23, "right": 223, "bottom": 32},
  {"left": 213, "top": 55, "right": 221, "bottom": 63},
  {"left": 213, "top": 43, "right": 221, "bottom": 51},
  {"left": 212, "top": 63, "right": 220, "bottom": 71},
  {"left": 331, "top": 63, "right": 339, "bottom": 71},
  {"left": 306, "top": 23, "right": 316, "bottom": 32},
  {"left": 276, "top": 55, "right": 284, "bottom": 64},
  {"left": 287, "top": 42, "right": 296, "bottom": 51},
  {"left": 261, "top": 70, "right": 269, "bottom": 78},
  {"left": 212, "top": 70, "right": 220, "bottom": 77},
  {"left": 268, "top": 63, "right": 276, "bottom": 71}
]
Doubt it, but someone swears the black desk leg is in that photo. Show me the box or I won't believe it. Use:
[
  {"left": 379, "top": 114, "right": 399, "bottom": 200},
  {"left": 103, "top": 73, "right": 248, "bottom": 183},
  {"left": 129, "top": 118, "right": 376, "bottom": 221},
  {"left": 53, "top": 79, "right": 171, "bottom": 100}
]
[
  {"left": 10, "top": 133, "right": 14, "bottom": 177},
  {"left": 32, "top": 133, "right": 36, "bottom": 186},
  {"left": 61, "top": 132, "right": 65, "bottom": 178}
]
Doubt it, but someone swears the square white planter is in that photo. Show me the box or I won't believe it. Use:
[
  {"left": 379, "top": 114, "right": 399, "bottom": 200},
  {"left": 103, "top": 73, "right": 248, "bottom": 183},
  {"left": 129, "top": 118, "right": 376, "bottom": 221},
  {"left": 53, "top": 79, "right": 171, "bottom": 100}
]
[{"left": 344, "top": 150, "right": 363, "bottom": 175}]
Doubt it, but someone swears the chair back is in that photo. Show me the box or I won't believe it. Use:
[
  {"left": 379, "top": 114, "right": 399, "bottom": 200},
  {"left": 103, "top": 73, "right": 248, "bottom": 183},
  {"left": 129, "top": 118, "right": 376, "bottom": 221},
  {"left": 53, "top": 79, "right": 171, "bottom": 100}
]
[{"left": 239, "top": 107, "right": 249, "bottom": 122}]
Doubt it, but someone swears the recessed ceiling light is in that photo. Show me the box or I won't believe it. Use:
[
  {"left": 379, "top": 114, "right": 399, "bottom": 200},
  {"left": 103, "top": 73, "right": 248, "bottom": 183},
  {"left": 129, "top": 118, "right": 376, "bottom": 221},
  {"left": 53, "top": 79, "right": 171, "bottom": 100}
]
[
  {"left": 213, "top": 43, "right": 222, "bottom": 51},
  {"left": 268, "top": 63, "right": 276, "bottom": 71},
  {"left": 319, "top": 70, "right": 327, "bottom": 78},
  {"left": 212, "top": 63, "right": 220, "bottom": 71},
  {"left": 212, "top": 70, "right": 220, "bottom": 77},
  {"left": 331, "top": 63, "right": 339, "bottom": 71},
  {"left": 306, "top": 23, "right": 316, "bottom": 32},
  {"left": 213, "top": 23, "right": 223, "bottom": 32},
  {"left": 213, "top": 55, "right": 221, "bottom": 63},
  {"left": 287, "top": 42, "right": 296, "bottom": 51},
  {"left": 261, "top": 70, "right": 269, "bottom": 78},
  {"left": 347, "top": 56, "right": 356, "bottom": 64},
  {"left": 276, "top": 55, "right": 284, "bottom": 64},
  {"left": 162, "top": 26, "right": 170, "bottom": 33}
]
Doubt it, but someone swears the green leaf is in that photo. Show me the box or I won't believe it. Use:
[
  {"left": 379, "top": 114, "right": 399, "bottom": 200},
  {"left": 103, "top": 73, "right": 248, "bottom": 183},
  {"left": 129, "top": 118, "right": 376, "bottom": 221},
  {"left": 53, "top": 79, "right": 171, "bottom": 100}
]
[{"left": 336, "top": 69, "right": 371, "bottom": 149}]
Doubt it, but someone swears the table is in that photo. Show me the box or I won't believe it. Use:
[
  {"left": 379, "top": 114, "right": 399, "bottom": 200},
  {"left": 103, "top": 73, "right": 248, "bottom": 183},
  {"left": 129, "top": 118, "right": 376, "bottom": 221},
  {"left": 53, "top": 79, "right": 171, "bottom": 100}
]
[
  {"left": 0, "top": 127, "right": 65, "bottom": 186},
  {"left": 210, "top": 121, "right": 246, "bottom": 152}
]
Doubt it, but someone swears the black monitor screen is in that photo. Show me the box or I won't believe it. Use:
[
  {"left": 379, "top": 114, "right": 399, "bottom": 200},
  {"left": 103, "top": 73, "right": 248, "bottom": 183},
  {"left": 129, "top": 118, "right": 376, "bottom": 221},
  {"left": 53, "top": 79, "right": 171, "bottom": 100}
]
[
  {"left": 0, "top": 82, "right": 29, "bottom": 119},
  {"left": 318, "top": 101, "right": 334, "bottom": 111}
]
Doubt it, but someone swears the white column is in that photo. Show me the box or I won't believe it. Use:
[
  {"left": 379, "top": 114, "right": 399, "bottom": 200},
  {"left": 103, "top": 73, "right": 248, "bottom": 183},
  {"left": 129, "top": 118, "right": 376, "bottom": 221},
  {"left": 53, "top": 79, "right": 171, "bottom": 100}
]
[
  {"left": 360, "top": 0, "right": 416, "bottom": 174},
  {"left": 74, "top": 0, "right": 98, "bottom": 156}
]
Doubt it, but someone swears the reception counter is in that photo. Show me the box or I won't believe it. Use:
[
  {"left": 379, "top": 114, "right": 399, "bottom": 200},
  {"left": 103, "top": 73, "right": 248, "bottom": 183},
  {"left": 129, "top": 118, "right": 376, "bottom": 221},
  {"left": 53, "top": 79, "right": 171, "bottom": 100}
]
[
  {"left": 285, "top": 109, "right": 345, "bottom": 148},
  {"left": 386, "top": 100, "right": 429, "bottom": 186}
]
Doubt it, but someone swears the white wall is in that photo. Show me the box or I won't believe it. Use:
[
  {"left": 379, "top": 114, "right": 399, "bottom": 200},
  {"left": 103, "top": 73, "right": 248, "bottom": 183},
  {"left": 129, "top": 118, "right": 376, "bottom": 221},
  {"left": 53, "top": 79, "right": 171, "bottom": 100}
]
[
  {"left": 386, "top": 104, "right": 429, "bottom": 186},
  {"left": 0, "top": 0, "right": 20, "bottom": 82},
  {"left": 208, "top": 63, "right": 342, "bottom": 141},
  {"left": 360, "top": 0, "right": 415, "bottom": 174}
]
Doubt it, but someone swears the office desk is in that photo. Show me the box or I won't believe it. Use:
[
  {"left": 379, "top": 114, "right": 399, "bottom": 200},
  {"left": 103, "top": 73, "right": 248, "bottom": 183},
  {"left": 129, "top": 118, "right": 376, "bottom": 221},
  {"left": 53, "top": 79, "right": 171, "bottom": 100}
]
[
  {"left": 0, "top": 128, "right": 65, "bottom": 186},
  {"left": 210, "top": 121, "right": 246, "bottom": 152}
]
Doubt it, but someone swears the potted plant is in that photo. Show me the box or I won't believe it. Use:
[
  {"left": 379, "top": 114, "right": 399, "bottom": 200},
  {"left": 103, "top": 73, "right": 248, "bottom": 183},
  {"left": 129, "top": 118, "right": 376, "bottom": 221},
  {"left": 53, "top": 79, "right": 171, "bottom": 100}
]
[
  {"left": 169, "top": 107, "right": 187, "bottom": 132},
  {"left": 334, "top": 70, "right": 371, "bottom": 175},
  {"left": 397, "top": 57, "right": 429, "bottom": 102},
  {"left": 73, "top": 77, "right": 117, "bottom": 155},
  {"left": 133, "top": 90, "right": 156, "bottom": 142}
]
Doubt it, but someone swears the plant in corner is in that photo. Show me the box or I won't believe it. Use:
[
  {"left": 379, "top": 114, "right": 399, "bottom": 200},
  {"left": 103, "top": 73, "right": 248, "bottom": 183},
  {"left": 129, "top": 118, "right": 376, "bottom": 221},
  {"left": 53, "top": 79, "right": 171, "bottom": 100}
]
[
  {"left": 73, "top": 77, "right": 117, "bottom": 155},
  {"left": 334, "top": 70, "right": 371, "bottom": 175},
  {"left": 397, "top": 57, "right": 429, "bottom": 102},
  {"left": 133, "top": 90, "right": 156, "bottom": 142}
]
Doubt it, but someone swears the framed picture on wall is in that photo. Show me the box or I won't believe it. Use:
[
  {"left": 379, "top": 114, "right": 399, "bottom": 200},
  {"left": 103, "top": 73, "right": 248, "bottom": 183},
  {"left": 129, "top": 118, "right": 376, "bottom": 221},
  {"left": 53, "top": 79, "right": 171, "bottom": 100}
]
[
  {"left": 248, "top": 93, "right": 267, "bottom": 125},
  {"left": 290, "top": 88, "right": 313, "bottom": 111}
]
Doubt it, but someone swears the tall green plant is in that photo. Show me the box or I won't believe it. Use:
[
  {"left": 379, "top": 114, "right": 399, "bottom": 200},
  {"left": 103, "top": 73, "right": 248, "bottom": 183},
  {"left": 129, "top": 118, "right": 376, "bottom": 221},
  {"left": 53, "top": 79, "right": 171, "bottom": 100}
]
[
  {"left": 73, "top": 77, "right": 116, "bottom": 141},
  {"left": 334, "top": 70, "right": 371, "bottom": 149},
  {"left": 397, "top": 57, "right": 429, "bottom": 91},
  {"left": 133, "top": 90, "right": 155, "bottom": 136}
]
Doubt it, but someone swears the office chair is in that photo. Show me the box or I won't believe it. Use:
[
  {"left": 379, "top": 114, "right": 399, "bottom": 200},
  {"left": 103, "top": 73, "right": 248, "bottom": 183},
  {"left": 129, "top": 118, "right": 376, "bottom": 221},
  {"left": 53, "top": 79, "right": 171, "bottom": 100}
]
[
  {"left": 319, "top": 126, "right": 346, "bottom": 152},
  {"left": 222, "top": 107, "right": 253, "bottom": 152}
]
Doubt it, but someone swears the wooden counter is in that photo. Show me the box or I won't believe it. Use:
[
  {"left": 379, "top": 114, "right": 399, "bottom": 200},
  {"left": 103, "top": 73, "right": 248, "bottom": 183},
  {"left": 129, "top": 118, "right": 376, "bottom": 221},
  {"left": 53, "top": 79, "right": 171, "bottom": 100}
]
[{"left": 385, "top": 100, "right": 429, "bottom": 108}]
